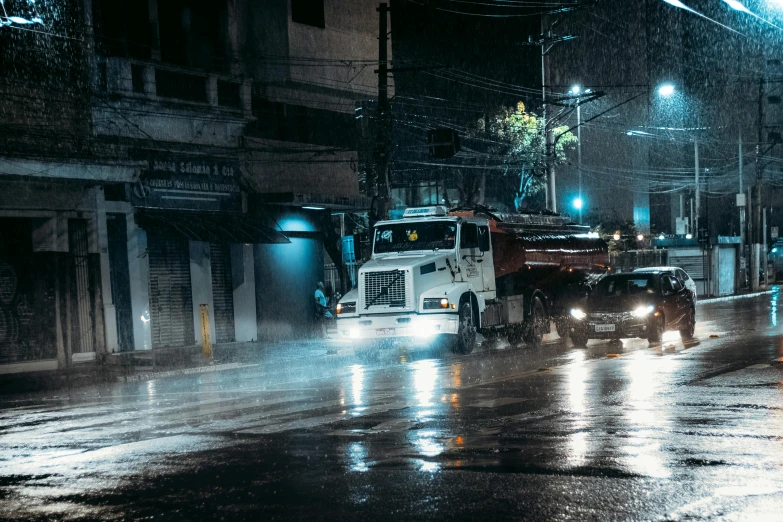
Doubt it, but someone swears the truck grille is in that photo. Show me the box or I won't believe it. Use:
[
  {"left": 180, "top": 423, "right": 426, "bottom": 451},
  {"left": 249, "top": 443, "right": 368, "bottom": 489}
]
[
  {"left": 588, "top": 312, "right": 632, "bottom": 322},
  {"left": 362, "top": 270, "right": 408, "bottom": 309}
]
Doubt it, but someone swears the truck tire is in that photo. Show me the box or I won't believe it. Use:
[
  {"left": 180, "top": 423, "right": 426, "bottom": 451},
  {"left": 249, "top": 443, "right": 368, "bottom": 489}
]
[
  {"left": 449, "top": 301, "right": 476, "bottom": 355},
  {"left": 679, "top": 307, "right": 695, "bottom": 341},
  {"left": 524, "top": 297, "right": 546, "bottom": 347}
]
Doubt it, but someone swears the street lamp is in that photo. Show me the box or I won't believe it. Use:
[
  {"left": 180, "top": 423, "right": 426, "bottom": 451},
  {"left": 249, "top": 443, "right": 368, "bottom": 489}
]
[{"left": 658, "top": 83, "right": 675, "bottom": 97}]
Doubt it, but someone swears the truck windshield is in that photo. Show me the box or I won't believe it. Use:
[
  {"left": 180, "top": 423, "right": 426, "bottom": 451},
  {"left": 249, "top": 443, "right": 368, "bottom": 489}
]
[
  {"left": 593, "top": 275, "right": 656, "bottom": 298},
  {"left": 374, "top": 221, "right": 457, "bottom": 254}
]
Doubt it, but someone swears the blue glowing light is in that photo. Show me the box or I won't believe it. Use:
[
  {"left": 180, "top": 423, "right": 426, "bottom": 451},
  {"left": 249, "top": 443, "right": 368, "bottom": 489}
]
[{"left": 572, "top": 197, "right": 584, "bottom": 210}]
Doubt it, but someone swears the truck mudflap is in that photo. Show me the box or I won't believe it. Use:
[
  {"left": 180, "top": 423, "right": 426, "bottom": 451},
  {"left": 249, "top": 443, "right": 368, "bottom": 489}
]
[{"left": 337, "top": 313, "right": 460, "bottom": 340}]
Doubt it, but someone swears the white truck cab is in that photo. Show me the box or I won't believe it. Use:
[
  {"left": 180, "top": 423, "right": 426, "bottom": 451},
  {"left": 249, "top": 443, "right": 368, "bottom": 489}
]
[{"left": 336, "top": 206, "right": 494, "bottom": 354}]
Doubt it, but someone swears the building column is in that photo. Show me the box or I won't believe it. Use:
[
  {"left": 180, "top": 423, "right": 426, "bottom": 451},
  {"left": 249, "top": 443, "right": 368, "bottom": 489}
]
[
  {"left": 95, "top": 187, "right": 118, "bottom": 353},
  {"left": 127, "top": 214, "right": 152, "bottom": 351},
  {"left": 189, "top": 241, "right": 216, "bottom": 346},
  {"left": 231, "top": 244, "right": 257, "bottom": 342}
]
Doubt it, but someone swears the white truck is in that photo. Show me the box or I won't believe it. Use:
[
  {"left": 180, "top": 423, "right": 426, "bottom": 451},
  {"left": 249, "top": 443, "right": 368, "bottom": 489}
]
[{"left": 335, "top": 206, "right": 607, "bottom": 357}]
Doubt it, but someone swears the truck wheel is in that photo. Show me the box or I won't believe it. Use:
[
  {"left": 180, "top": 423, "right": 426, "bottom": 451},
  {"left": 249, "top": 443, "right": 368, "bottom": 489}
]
[
  {"left": 450, "top": 301, "right": 476, "bottom": 355},
  {"left": 680, "top": 307, "right": 695, "bottom": 341},
  {"left": 524, "top": 297, "right": 546, "bottom": 347}
]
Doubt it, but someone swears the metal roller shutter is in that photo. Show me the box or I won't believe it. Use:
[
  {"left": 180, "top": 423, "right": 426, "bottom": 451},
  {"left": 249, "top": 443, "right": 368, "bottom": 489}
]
[
  {"left": 210, "top": 243, "right": 235, "bottom": 343},
  {"left": 148, "top": 234, "right": 194, "bottom": 348},
  {"left": 668, "top": 254, "right": 705, "bottom": 280}
]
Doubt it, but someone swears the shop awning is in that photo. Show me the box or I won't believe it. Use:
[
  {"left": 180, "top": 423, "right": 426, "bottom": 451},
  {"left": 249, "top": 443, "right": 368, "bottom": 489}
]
[{"left": 136, "top": 210, "right": 290, "bottom": 244}]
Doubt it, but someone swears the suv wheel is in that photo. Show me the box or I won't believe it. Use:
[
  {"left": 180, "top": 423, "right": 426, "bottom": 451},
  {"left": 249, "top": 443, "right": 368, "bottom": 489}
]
[{"left": 680, "top": 307, "right": 695, "bottom": 340}]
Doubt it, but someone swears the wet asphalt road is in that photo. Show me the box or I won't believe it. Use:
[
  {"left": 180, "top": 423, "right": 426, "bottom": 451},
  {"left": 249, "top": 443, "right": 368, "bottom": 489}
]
[{"left": 1, "top": 290, "right": 782, "bottom": 521}]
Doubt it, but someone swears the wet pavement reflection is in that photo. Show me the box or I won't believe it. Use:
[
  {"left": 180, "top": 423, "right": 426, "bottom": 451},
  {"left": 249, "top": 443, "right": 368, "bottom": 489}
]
[{"left": 1, "top": 289, "right": 782, "bottom": 520}]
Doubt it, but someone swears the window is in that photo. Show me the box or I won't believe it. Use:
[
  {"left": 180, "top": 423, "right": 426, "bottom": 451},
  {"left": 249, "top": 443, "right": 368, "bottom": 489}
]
[
  {"left": 460, "top": 224, "right": 478, "bottom": 250},
  {"left": 292, "top": 0, "right": 325, "bottom": 28},
  {"left": 478, "top": 226, "right": 490, "bottom": 252},
  {"left": 158, "top": 0, "right": 229, "bottom": 72},
  {"left": 94, "top": 0, "right": 151, "bottom": 59},
  {"left": 374, "top": 221, "right": 457, "bottom": 254}
]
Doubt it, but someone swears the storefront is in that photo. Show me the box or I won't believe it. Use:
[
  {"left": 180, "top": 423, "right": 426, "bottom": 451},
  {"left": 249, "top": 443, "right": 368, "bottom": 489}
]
[
  {"left": 0, "top": 178, "right": 113, "bottom": 371},
  {"left": 123, "top": 153, "right": 288, "bottom": 350}
]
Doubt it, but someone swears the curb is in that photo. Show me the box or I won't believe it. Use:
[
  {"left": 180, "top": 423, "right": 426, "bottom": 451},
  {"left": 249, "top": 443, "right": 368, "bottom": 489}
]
[
  {"left": 121, "top": 362, "right": 259, "bottom": 383},
  {"left": 696, "top": 288, "right": 777, "bottom": 305}
]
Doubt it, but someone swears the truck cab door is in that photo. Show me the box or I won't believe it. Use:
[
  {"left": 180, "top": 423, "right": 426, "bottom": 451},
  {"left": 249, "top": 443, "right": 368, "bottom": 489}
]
[
  {"left": 459, "top": 223, "right": 485, "bottom": 293},
  {"left": 477, "top": 225, "right": 496, "bottom": 296}
]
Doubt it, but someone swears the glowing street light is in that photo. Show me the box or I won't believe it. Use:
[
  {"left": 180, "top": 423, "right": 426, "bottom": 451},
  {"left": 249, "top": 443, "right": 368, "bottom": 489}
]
[
  {"left": 637, "top": 234, "right": 645, "bottom": 241},
  {"left": 572, "top": 197, "right": 583, "bottom": 210},
  {"left": 570, "top": 85, "right": 581, "bottom": 95},
  {"left": 659, "top": 234, "right": 665, "bottom": 240},
  {"left": 658, "top": 83, "right": 675, "bottom": 97},
  {"left": 613, "top": 232, "right": 621, "bottom": 241}
]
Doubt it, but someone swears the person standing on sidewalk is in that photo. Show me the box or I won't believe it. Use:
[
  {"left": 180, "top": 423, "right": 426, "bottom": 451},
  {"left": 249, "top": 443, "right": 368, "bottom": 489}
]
[{"left": 314, "top": 282, "right": 332, "bottom": 337}]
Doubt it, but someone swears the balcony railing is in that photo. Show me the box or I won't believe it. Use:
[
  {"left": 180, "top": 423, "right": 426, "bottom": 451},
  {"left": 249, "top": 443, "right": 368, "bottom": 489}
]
[{"left": 101, "top": 57, "right": 251, "bottom": 116}]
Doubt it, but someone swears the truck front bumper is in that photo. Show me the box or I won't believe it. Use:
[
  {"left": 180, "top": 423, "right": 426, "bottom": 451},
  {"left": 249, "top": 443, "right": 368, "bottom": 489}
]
[{"left": 337, "top": 313, "right": 459, "bottom": 340}]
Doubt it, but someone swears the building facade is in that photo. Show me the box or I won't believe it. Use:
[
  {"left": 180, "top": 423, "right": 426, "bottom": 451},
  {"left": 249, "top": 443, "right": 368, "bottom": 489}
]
[{"left": 0, "top": 0, "right": 383, "bottom": 373}]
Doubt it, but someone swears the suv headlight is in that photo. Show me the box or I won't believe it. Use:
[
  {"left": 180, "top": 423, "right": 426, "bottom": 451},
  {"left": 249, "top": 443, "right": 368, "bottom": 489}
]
[
  {"left": 570, "top": 308, "right": 587, "bottom": 320},
  {"left": 631, "top": 305, "right": 654, "bottom": 317},
  {"left": 423, "top": 298, "right": 450, "bottom": 310},
  {"left": 336, "top": 302, "right": 356, "bottom": 315}
]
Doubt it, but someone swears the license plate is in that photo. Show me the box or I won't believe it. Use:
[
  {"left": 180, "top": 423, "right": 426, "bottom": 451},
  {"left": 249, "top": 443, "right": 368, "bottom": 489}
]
[
  {"left": 595, "top": 324, "right": 616, "bottom": 332},
  {"left": 376, "top": 328, "right": 396, "bottom": 336}
]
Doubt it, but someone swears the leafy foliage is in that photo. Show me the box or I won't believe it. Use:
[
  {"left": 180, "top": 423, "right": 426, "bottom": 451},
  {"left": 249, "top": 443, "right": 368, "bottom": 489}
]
[{"left": 451, "top": 102, "right": 576, "bottom": 211}]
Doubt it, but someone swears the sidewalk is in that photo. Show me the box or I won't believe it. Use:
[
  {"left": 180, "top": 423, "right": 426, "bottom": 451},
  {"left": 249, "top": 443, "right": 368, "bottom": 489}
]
[
  {"left": 0, "top": 336, "right": 353, "bottom": 397},
  {"left": 696, "top": 285, "right": 779, "bottom": 305}
]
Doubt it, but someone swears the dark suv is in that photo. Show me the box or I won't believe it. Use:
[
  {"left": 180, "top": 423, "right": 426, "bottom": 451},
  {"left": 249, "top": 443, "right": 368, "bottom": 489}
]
[{"left": 568, "top": 271, "right": 696, "bottom": 346}]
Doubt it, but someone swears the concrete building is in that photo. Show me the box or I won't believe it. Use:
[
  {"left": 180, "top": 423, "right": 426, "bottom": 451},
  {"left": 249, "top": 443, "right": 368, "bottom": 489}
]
[{"left": 0, "top": 0, "right": 383, "bottom": 374}]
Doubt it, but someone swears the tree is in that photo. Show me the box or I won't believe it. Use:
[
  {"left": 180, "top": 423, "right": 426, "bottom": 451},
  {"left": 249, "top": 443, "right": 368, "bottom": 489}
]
[{"left": 450, "top": 102, "right": 576, "bottom": 211}]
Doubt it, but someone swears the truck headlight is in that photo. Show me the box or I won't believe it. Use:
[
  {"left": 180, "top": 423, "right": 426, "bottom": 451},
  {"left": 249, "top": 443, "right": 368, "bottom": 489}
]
[
  {"left": 631, "top": 305, "right": 655, "bottom": 317},
  {"left": 423, "top": 298, "right": 449, "bottom": 310},
  {"left": 337, "top": 302, "right": 356, "bottom": 315},
  {"left": 570, "top": 308, "right": 587, "bottom": 320}
]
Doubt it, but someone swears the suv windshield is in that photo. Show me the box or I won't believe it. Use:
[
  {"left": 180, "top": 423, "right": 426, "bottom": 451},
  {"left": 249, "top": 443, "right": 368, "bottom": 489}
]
[
  {"left": 374, "top": 221, "right": 457, "bottom": 253},
  {"left": 593, "top": 274, "right": 657, "bottom": 298}
]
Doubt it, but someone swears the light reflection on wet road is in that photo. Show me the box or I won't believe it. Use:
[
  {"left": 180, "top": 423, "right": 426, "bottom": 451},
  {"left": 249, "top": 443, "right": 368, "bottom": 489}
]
[{"left": 1, "top": 290, "right": 782, "bottom": 520}]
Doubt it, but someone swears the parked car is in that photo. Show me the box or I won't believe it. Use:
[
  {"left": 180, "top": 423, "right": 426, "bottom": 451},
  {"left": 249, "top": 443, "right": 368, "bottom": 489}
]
[
  {"left": 569, "top": 271, "right": 696, "bottom": 346},
  {"left": 634, "top": 266, "right": 697, "bottom": 301}
]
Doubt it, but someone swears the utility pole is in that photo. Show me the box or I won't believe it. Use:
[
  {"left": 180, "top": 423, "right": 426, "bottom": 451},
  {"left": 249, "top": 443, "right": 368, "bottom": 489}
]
[
  {"left": 524, "top": 18, "right": 576, "bottom": 214},
  {"left": 541, "top": 15, "right": 555, "bottom": 212},
  {"left": 694, "top": 139, "right": 700, "bottom": 239},
  {"left": 372, "top": 2, "right": 391, "bottom": 227},
  {"left": 577, "top": 97, "right": 582, "bottom": 224},
  {"left": 752, "top": 77, "right": 764, "bottom": 291},
  {"left": 739, "top": 130, "right": 746, "bottom": 287}
]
